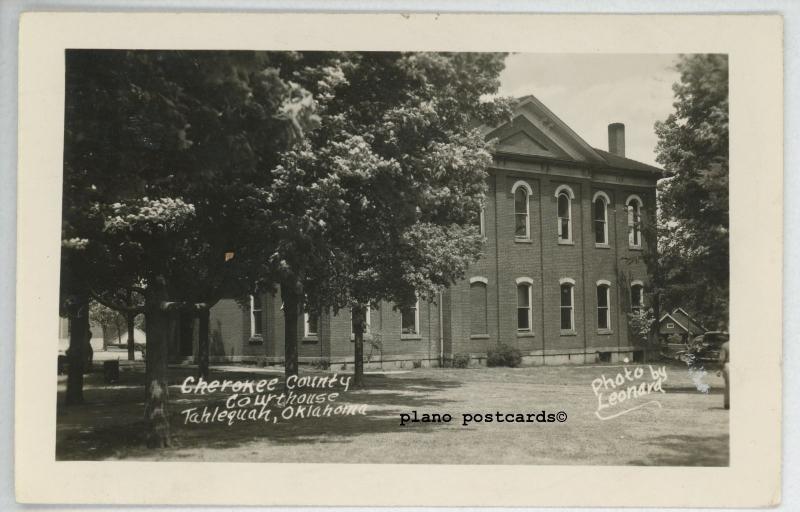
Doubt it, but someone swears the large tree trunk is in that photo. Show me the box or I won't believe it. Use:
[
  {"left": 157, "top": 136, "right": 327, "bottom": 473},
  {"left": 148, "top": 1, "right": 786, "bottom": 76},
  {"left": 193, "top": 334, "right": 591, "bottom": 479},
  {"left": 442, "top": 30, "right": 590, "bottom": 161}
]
[
  {"left": 126, "top": 313, "right": 136, "bottom": 361},
  {"left": 100, "top": 326, "right": 109, "bottom": 351},
  {"left": 352, "top": 304, "right": 366, "bottom": 388},
  {"left": 144, "top": 276, "right": 171, "bottom": 448},
  {"left": 282, "top": 281, "right": 300, "bottom": 378},
  {"left": 126, "top": 288, "right": 136, "bottom": 360},
  {"left": 198, "top": 307, "right": 210, "bottom": 381},
  {"left": 65, "top": 291, "right": 89, "bottom": 405}
]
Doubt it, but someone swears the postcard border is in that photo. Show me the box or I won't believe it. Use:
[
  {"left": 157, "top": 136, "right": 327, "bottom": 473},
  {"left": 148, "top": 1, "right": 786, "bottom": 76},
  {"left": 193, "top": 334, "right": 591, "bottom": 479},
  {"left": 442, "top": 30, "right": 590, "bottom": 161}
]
[{"left": 15, "top": 12, "right": 782, "bottom": 507}]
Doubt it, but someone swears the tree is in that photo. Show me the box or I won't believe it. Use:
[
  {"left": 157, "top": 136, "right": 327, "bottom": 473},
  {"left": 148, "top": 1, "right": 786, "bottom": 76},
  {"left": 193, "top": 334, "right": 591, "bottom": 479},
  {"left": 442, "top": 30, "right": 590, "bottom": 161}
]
[
  {"left": 91, "top": 286, "right": 145, "bottom": 360},
  {"left": 62, "top": 50, "right": 318, "bottom": 445},
  {"left": 89, "top": 301, "right": 123, "bottom": 347},
  {"left": 257, "top": 52, "right": 510, "bottom": 384},
  {"left": 619, "top": 212, "right": 662, "bottom": 355},
  {"left": 59, "top": 268, "right": 90, "bottom": 405},
  {"left": 654, "top": 54, "right": 729, "bottom": 328}
]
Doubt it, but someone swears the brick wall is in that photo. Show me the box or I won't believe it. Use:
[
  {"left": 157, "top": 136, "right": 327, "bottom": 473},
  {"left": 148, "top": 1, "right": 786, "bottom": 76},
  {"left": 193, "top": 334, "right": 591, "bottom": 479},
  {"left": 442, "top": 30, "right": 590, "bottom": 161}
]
[
  {"left": 319, "top": 301, "right": 441, "bottom": 365},
  {"left": 208, "top": 299, "right": 248, "bottom": 359},
  {"left": 443, "top": 163, "right": 654, "bottom": 364},
  {"left": 204, "top": 162, "right": 655, "bottom": 366}
]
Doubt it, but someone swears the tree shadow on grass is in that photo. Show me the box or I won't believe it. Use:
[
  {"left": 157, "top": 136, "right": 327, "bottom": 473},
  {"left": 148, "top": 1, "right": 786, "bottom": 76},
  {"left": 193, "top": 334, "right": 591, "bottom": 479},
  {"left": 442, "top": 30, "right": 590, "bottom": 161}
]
[
  {"left": 56, "top": 369, "right": 463, "bottom": 461},
  {"left": 626, "top": 433, "right": 729, "bottom": 466}
]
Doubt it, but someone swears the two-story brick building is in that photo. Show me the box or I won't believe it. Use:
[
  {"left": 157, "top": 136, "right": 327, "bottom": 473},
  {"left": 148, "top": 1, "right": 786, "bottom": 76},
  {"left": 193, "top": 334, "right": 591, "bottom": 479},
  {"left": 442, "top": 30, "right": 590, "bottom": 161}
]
[{"left": 187, "top": 95, "right": 661, "bottom": 367}]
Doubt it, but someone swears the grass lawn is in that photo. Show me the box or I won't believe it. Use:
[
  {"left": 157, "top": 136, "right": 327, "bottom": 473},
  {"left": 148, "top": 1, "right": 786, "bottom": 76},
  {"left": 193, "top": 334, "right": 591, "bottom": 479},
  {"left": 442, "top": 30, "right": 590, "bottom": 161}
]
[{"left": 56, "top": 361, "right": 728, "bottom": 466}]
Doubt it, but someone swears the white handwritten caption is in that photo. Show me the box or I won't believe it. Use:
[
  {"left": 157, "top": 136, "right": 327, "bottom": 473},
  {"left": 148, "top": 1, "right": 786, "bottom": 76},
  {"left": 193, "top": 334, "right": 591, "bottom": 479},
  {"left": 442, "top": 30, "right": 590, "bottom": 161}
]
[
  {"left": 592, "top": 365, "right": 667, "bottom": 420},
  {"left": 178, "top": 374, "right": 368, "bottom": 426}
]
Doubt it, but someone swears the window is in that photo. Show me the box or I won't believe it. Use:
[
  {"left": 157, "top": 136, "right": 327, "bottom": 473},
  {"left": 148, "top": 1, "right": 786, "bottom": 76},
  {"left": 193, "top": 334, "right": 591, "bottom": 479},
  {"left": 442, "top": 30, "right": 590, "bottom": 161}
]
[
  {"left": 511, "top": 181, "right": 532, "bottom": 239},
  {"left": 250, "top": 294, "right": 263, "bottom": 338},
  {"left": 560, "top": 279, "right": 575, "bottom": 331},
  {"left": 626, "top": 195, "right": 643, "bottom": 248},
  {"left": 631, "top": 282, "right": 644, "bottom": 315},
  {"left": 303, "top": 295, "right": 319, "bottom": 337},
  {"left": 470, "top": 278, "right": 488, "bottom": 335},
  {"left": 667, "top": 323, "right": 675, "bottom": 329},
  {"left": 555, "top": 185, "right": 574, "bottom": 242},
  {"left": 516, "top": 278, "right": 533, "bottom": 332},
  {"left": 350, "top": 307, "right": 371, "bottom": 336},
  {"left": 593, "top": 192, "right": 609, "bottom": 245},
  {"left": 401, "top": 299, "right": 419, "bottom": 336},
  {"left": 596, "top": 281, "right": 611, "bottom": 330},
  {"left": 304, "top": 312, "right": 318, "bottom": 337},
  {"left": 477, "top": 205, "right": 486, "bottom": 236}
]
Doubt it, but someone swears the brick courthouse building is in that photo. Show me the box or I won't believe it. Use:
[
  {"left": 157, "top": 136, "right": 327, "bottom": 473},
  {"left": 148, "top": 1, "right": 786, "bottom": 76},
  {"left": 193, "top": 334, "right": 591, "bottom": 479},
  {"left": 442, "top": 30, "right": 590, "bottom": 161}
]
[{"left": 190, "top": 95, "right": 661, "bottom": 367}]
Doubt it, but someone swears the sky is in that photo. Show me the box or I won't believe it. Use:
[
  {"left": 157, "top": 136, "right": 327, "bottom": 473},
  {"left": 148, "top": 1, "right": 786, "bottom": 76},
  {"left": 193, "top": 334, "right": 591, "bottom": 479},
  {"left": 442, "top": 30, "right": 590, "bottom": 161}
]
[{"left": 496, "top": 54, "right": 681, "bottom": 167}]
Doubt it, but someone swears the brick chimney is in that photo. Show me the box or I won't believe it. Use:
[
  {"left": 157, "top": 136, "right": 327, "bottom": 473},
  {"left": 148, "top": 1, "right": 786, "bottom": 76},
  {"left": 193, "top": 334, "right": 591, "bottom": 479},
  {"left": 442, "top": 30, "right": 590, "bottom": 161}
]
[{"left": 608, "top": 123, "right": 625, "bottom": 157}]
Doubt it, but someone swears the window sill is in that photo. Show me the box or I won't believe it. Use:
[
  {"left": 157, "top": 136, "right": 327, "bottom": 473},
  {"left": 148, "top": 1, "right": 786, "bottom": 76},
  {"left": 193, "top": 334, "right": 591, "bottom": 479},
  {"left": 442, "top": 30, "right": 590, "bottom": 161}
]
[
  {"left": 401, "top": 334, "right": 422, "bottom": 340},
  {"left": 595, "top": 243, "right": 611, "bottom": 249},
  {"left": 248, "top": 337, "right": 264, "bottom": 345},
  {"left": 514, "top": 238, "right": 532, "bottom": 244},
  {"left": 516, "top": 332, "right": 535, "bottom": 338},
  {"left": 558, "top": 240, "right": 574, "bottom": 246},
  {"left": 350, "top": 334, "right": 373, "bottom": 342},
  {"left": 560, "top": 330, "right": 577, "bottom": 336},
  {"left": 628, "top": 245, "right": 643, "bottom": 251},
  {"left": 302, "top": 336, "right": 319, "bottom": 343},
  {"left": 597, "top": 329, "right": 613, "bottom": 336},
  {"left": 470, "top": 334, "right": 490, "bottom": 340}
]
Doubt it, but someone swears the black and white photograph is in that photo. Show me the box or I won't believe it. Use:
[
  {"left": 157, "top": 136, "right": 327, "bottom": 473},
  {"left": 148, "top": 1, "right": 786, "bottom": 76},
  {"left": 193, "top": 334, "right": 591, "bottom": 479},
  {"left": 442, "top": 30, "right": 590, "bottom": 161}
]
[
  {"left": 11, "top": 11, "right": 783, "bottom": 508},
  {"left": 55, "top": 49, "right": 731, "bottom": 465}
]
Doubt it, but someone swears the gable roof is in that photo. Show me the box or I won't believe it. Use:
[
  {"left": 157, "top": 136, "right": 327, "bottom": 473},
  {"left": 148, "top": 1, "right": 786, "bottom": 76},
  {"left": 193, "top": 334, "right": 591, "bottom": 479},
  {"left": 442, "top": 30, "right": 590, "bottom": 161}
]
[
  {"left": 514, "top": 95, "right": 608, "bottom": 164},
  {"left": 671, "top": 308, "right": 706, "bottom": 333},
  {"left": 483, "top": 95, "right": 663, "bottom": 177},
  {"left": 659, "top": 313, "right": 689, "bottom": 332},
  {"left": 488, "top": 114, "right": 573, "bottom": 161},
  {"left": 593, "top": 148, "right": 663, "bottom": 175}
]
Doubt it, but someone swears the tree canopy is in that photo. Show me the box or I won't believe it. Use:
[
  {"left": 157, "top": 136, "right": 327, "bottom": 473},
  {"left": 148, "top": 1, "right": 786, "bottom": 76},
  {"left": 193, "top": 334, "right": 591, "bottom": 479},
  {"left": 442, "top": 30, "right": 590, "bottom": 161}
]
[
  {"left": 246, "top": 52, "right": 510, "bottom": 381},
  {"left": 654, "top": 54, "right": 729, "bottom": 328},
  {"left": 60, "top": 49, "right": 510, "bottom": 436},
  {"left": 62, "top": 50, "right": 319, "bottom": 306},
  {"left": 61, "top": 50, "right": 321, "bottom": 440}
]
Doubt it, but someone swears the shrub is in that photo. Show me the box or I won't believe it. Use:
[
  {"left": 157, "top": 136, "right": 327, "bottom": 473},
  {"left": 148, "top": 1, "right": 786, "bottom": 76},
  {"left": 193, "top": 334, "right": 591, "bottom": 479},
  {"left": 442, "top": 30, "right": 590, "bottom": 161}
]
[
  {"left": 311, "top": 359, "right": 330, "bottom": 370},
  {"left": 412, "top": 359, "right": 422, "bottom": 369},
  {"left": 628, "top": 308, "right": 656, "bottom": 343},
  {"left": 452, "top": 353, "right": 471, "bottom": 368},
  {"left": 486, "top": 344, "right": 522, "bottom": 368}
]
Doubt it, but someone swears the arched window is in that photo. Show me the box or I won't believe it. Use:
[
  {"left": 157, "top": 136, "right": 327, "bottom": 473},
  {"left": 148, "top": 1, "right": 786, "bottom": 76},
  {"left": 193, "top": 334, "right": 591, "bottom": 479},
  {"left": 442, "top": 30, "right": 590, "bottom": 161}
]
[
  {"left": 516, "top": 277, "right": 533, "bottom": 332},
  {"left": 596, "top": 281, "right": 611, "bottom": 330},
  {"left": 470, "top": 278, "right": 488, "bottom": 335},
  {"left": 631, "top": 281, "right": 644, "bottom": 315},
  {"left": 559, "top": 278, "right": 575, "bottom": 331},
  {"left": 626, "top": 195, "right": 643, "bottom": 248},
  {"left": 511, "top": 181, "right": 532, "bottom": 239},
  {"left": 555, "top": 185, "right": 574, "bottom": 242},
  {"left": 593, "top": 191, "right": 610, "bottom": 245},
  {"left": 250, "top": 294, "right": 263, "bottom": 338}
]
